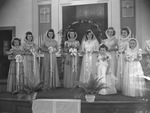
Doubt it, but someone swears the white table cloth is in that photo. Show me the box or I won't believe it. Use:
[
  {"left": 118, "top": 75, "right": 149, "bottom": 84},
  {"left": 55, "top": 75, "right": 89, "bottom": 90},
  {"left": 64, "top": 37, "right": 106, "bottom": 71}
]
[{"left": 32, "top": 99, "right": 81, "bottom": 113}]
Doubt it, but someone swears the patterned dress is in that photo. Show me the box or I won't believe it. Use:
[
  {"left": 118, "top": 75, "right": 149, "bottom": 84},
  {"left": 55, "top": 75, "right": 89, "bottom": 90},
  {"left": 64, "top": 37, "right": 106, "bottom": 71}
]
[
  {"left": 7, "top": 48, "right": 24, "bottom": 92},
  {"left": 40, "top": 38, "right": 60, "bottom": 88},
  {"left": 63, "top": 40, "right": 80, "bottom": 88}
]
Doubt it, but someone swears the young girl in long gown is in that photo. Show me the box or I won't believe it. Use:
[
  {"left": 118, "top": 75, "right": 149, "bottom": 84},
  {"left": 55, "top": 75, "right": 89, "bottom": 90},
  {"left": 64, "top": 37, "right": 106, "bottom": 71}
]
[
  {"left": 80, "top": 30, "right": 99, "bottom": 83},
  {"left": 122, "top": 38, "right": 147, "bottom": 97},
  {"left": 22, "top": 31, "right": 40, "bottom": 86},
  {"left": 103, "top": 27, "right": 118, "bottom": 77},
  {"left": 40, "top": 29, "right": 60, "bottom": 88},
  {"left": 116, "top": 27, "right": 131, "bottom": 91},
  {"left": 96, "top": 44, "right": 117, "bottom": 95},
  {"left": 63, "top": 29, "right": 80, "bottom": 88},
  {"left": 7, "top": 38, "right": 24, "bottom": 92}
]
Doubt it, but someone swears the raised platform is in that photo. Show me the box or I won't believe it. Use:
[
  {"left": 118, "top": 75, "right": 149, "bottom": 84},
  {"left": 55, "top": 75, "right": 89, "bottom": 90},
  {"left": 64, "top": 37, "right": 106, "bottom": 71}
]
[{"left": 0, "top": 88, "right": 150, "bottom": 113}]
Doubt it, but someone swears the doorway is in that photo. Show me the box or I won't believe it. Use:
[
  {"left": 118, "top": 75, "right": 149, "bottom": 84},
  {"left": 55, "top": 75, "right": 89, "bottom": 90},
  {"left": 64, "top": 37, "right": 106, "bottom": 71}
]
[
  {"left": 62, "top": 3, "right": 108, "bottom": 43},
  {"left": 0, "top": 27, "right": 15, "bottom": 82}
]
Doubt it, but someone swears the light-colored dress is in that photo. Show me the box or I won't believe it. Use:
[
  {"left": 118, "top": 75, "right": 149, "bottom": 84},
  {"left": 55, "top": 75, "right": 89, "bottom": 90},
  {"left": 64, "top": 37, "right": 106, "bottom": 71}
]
[
  {"left": 22, "top": 39, "right": 40, "bottom": 86},
  {"left": 103, "top": 36, "right": 118, "bottom": 77},
  {"left": 122, "top": 44, "right": 147, "bottom": 97},
  {"left": 7, "top": 47, "right": 24, "bottom": 92},
  {"left": 116, "top": 38, "right": 129, "bottom": 91},
  {"left": 80, "top": 39, "right": 99, "bottom": 83},
  {"left": 63, "top": 40, "right": 80, "bottom": 88},
  {"left": 96, "top": 53, "right": 117, "bottom": 95},
  {"left": 40, "top": 38, "right": 60, "bottom": 88}
]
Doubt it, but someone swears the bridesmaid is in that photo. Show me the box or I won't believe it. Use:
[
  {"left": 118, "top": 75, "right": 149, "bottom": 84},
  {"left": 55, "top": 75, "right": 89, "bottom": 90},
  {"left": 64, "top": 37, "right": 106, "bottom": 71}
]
[
  {"left": 7, "top": 37, "right": 24, "bottom": 92},
  {"left": 122, "top": 38, "right": 147, "bottom": 97},
  {"left": 40, "top": 29, "right": 60, "bottom": 88},
  {"left": 63, "top": 29, "right": 80, "bottom": 88},
  {"left": 103, "top": 27, "right": 118, "bottom": 77},
  {"left": 80, "top": 30, "right": 99, "bottom": 83},
  {"left": 116, "top": 27, "right": 131, "bottom": 91},
  {"left": 22, "top": 31, "right": 40, "bottom": 86}
]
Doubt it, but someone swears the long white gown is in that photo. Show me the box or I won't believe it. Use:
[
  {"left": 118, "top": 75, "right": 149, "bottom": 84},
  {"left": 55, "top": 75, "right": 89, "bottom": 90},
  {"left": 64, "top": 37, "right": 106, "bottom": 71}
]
[
  {"left": 79, "top": 39, "right": 99, "bottom": 83},
  {"left": 122, "top": 39, "right": 147, "bottom": 97},
  {"left": 96, "top": 53, "right": 117, "bottom": 95}
]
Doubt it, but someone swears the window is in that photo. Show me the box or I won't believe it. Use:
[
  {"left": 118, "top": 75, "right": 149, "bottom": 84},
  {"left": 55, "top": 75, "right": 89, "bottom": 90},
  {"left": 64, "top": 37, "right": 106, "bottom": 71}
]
[
  {"left": 122, "top": 0, "right": 134, "bottom": 17},
  {"left": 40, "top": 7, "right": 50, "bottom": 23}
]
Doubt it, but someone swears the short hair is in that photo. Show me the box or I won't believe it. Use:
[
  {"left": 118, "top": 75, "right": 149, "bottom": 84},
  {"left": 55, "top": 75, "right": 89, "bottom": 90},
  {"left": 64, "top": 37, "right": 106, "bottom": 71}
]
[
  {"left": 47, "top": 29, "right": 55, "bottom": 39},
  {"left": 99, "top": 44, "right": 108, "bottom": 51},
  {"left": 11, "top": 38, "right": 21, "bottom": 46},
  {"left": 25, "top": 31, "right": 33, "bottom": 41},
  {"left": 85, "top": 30, "right": 94, "bottom": 40},
  {"left": 121, "top": 27, "right": 130, "bottom": 35},
  {"left": 107, "top": 27, "right": 116, "bottom": 36}
]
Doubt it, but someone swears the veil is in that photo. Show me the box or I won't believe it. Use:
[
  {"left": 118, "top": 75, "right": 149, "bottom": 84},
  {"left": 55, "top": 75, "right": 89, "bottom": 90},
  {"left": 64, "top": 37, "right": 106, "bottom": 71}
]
[
  {"left": 126, "top": 38, "right": 140, "bottom": 58},
  {"left": 81, "top": 30, "right": 98, "bottom": 44},
  {"left": 81, "top": 29, "right": 99, "bottom": 51}
]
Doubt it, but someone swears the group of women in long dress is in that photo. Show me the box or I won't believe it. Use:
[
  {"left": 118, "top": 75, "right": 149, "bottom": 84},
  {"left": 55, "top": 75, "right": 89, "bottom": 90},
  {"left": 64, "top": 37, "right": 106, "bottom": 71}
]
[
  {"left": 6, "top": 27, "right": 149, "bottom": 97},
  {"left": 63, "top": 27, "right": 148, "bottom": 97}
]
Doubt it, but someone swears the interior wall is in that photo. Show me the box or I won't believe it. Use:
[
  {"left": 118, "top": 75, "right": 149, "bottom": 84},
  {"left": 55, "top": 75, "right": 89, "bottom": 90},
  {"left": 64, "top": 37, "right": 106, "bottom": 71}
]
[
  {"left": 0, "top": 0, "right": 32, "bottom": 43},
  {"left": 136, "top": 0, "right": 150, "bottom": 49}
]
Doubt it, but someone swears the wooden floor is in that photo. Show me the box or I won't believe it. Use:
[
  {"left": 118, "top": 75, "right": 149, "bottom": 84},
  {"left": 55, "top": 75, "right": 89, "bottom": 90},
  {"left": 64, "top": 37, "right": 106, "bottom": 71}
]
[{"left": 0, "top": 88, "right": 150, "bottom": 113}]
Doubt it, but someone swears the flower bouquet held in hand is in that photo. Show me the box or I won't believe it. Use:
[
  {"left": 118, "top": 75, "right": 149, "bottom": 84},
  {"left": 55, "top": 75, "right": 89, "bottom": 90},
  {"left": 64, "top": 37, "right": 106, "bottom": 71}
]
[
  {"left": 68, "top": 45, "right": 78, "bottom": 56},
  {"left": 125, "top": 54, "right": 134, "bottom": 62},
  {"left": 48, "top": 46, "right": 54, "bottom": 53}
]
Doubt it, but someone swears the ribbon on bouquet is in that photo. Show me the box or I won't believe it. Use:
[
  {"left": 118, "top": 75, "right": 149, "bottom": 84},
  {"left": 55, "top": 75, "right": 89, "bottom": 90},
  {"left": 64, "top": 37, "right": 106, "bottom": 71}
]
[
  {"left": 48, "top": 47, "right": 54, "bottom": 78},
  {"left": 85, "top": 51, "right": 92, "bottom": 77},
  {"left": 30, "top": 48, "right": 37, "bottom": 76},
  {"left": 69, "top": 48, "right": 78, "bottom": 72},
  {"left": 15, "top": 54, "right": 23, "bottom": 89}
]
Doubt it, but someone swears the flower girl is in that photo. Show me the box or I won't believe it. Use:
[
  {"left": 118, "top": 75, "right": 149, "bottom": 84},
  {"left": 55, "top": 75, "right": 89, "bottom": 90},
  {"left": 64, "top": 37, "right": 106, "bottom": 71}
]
[{"left": 96, "top": 44, "right": 117, "bottom": 95}]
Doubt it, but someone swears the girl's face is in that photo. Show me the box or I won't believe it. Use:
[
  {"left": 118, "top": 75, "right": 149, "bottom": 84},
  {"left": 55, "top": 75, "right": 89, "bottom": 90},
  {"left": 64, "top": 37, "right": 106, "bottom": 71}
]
[
  {"left": 87, "top": 32, "right": 93, "bottom": 40},
  {"left": 27, "top": 34, "right": 33, "bottom": 42},
  {"left": 129, "top": 39, "right": 137, "bottom": 49},
  {"left": 14, "top": 40, "right": 20, "bottom": 47},
  {"left": 121, "top": 30, "right": 128, "bottom": 38},
  {"left": 100, "top": 48, "right": 106, "bottom": 54},
  {"left": 69, "top": 31, "right": 75, "bottom": 39},
  {"left": 48, "top": 32, "right": 54, "bottom": 39},
  {"left": 107, "top": 29, "right": 114, "bottom": 37}
]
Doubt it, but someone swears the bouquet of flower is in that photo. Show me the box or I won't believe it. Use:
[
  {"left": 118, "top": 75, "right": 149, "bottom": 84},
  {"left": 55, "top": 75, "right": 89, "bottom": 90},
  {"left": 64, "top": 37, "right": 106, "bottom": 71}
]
[
  {"left": 30, "top": 47, "right": 36, "bottom": 54},
  {"left": 126, "top": 54, "right": 134, "bottom": 62},
  {"left": 15, "top": 54, "right": 23, "bottom": 62},
  {"left": 69, "top": 46, "right": 78, "bottom": 56},
  {"left": 48, "top": 47, "right": 54, "bottom": 53}
]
